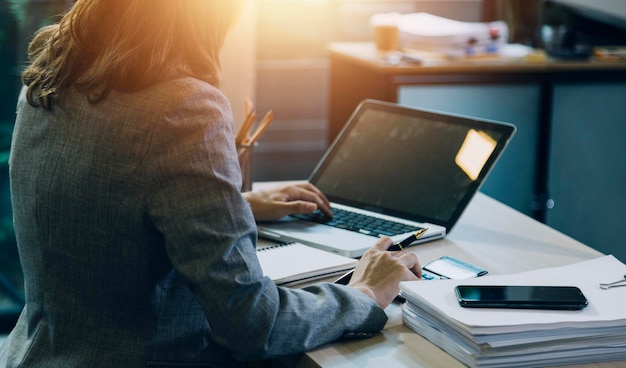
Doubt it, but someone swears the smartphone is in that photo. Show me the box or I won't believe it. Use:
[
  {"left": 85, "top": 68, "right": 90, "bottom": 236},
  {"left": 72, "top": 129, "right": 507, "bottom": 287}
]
[{"left": 454, "top": 285, "right": 589, "bottom": 310}]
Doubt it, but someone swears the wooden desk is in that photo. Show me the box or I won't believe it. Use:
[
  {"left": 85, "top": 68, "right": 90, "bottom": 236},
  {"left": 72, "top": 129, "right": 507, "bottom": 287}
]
[
  {"left": 267, "top": 191, "right": 619, "bottom": 367},
  {"left": 328, "top": 42, "right": 626, "bottom": 222},
  {"left": 328, "top": 42, "right": 626, "bottom": 143}
]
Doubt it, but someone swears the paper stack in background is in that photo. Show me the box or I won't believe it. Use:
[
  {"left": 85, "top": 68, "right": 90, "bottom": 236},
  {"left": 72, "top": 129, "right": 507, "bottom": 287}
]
[
  {"left": 400, "top": 256, "right": 626, "bottom": 368},
  {"left": 398, "top": 13, "right": 509, "bottom": 59}
]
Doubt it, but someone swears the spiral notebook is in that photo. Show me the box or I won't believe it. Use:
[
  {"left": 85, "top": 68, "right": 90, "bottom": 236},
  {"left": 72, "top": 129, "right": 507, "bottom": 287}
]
[{"left": 257, "top": 242, "right": 358, "bottom": 286}]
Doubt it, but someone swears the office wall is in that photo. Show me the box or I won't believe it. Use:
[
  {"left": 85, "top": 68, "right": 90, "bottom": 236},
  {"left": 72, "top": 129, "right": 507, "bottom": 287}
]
[
  {"left": 548, "top": 83, "right": 626, "bottom": 263},
  {"left": 554, "top": 0, "right": 626, "bottom": 20},
  {"left": 253, "top": 0, "right": 484, "bottom": 181},
  {"left": 220, "top": 0, "right": 258, "bottom": 130}
]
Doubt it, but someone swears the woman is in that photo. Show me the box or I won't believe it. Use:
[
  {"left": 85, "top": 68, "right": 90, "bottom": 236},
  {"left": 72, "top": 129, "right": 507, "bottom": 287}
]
[{"left": 0, "top": 1, "right": 422, "bottom": 367}]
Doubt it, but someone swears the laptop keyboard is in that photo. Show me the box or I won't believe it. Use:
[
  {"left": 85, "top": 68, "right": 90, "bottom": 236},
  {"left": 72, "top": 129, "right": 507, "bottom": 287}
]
[{"left": 291, "top": 208, "right": 423, "bottom": 238}]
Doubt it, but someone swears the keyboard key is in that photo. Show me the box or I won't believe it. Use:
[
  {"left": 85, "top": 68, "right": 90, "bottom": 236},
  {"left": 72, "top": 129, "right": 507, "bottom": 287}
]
[{"left": 292, "top": 208, "right": 423, "bottom": 238}]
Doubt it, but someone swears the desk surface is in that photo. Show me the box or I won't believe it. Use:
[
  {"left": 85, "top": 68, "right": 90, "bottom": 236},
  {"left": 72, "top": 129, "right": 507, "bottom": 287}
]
[
  {"left": 328, "top": 42, "right": 626, "bottom": 76},
  {"left": 254, "top": 182, "right": 621, "bottom": 368}
]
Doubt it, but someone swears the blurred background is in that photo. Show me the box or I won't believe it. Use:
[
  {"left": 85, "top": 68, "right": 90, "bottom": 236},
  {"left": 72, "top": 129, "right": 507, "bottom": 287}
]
[{"left": 1, "top": 0, "right": 626, "bottom": 335}]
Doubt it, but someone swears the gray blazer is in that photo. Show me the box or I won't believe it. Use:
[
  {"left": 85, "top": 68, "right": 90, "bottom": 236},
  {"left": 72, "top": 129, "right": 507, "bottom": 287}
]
[{"left": 0, "top": 79, "right": 386, "bottom": 368}]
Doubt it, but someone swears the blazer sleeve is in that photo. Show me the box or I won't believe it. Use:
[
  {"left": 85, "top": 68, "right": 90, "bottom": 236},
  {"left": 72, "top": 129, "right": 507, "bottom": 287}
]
[{"left": 143, "top": 79, "right": 387, "bottom": 360}]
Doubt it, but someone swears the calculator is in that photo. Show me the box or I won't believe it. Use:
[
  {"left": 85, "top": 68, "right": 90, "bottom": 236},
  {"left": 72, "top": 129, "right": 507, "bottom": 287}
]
[{"left": 421, "top": 256, "right": 488, "bottom": 280}]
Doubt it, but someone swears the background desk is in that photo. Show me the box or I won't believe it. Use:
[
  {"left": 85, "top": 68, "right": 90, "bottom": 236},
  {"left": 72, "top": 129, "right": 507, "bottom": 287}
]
[
  {"left": 328, "top": 42, "right": 626, "bottom": 264},
  {"left": 280, "top": 191, "right": 620, "bottom": 368}
]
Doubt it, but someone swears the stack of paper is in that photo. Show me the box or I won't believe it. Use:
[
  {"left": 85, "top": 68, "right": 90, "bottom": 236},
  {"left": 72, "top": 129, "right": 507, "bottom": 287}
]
[
  {"left": 400, "top": 256, "right": 626, "bottom": 368},
  {"left": 398, "top": 13, "right": 508, "bottom": 59}
]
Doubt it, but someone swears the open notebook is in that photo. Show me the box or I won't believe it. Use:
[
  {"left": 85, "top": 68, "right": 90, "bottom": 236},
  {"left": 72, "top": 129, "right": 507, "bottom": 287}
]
[{"left": 257, "top": 242, "right": 357, "bottom": 286}]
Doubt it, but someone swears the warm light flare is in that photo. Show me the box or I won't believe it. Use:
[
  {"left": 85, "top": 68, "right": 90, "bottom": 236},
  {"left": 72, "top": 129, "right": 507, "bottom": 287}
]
[{"left": 455, "top": 129, "right": 497, "bottom": 181}]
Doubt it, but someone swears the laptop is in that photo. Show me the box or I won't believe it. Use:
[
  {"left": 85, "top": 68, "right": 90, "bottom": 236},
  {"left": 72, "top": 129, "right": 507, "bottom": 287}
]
[{"left": 258, "top": 100, "right": 516, "bottom": 258}]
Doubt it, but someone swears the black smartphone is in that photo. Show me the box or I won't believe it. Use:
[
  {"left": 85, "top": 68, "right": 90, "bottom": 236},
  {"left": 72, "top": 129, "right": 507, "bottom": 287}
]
[{"left": 454, "top": 285, "right": 589, "bottom": 310}]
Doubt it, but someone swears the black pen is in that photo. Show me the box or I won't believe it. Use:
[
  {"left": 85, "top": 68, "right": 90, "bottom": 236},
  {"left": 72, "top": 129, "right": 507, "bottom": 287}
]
[
  {"left": 387, "top": 228, "right": 428, "bottom": 251},
  {"left": 334, "top": 228, "right": 429, "bottom": 285}
]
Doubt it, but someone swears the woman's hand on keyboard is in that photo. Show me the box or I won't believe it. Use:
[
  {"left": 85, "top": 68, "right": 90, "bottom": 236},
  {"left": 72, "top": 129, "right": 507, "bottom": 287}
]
[{"left": 243, "top": 183, "right": 333, "bottom": 221}]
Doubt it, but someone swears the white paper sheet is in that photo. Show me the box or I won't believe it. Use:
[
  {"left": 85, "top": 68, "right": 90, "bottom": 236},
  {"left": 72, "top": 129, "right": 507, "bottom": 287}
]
[{"left": 400, "top": 255, "right": 626, "bottom": 334}]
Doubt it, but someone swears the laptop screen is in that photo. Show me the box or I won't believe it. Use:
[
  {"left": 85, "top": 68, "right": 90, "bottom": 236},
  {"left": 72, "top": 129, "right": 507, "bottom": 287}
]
[{"left": 310, "top": 100, "right": 515, "bottom": 231}]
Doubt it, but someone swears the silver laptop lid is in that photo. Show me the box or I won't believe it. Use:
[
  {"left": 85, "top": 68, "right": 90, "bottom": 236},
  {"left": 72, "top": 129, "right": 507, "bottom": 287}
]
[{"left": 310, "top": 100, "right": 516, "bottom": 233}]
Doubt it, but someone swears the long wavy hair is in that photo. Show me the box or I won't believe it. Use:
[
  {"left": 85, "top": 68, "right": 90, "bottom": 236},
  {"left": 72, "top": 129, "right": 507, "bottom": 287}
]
[{"left": 22, "top": 0, "right": 244, "bottom": 109}]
